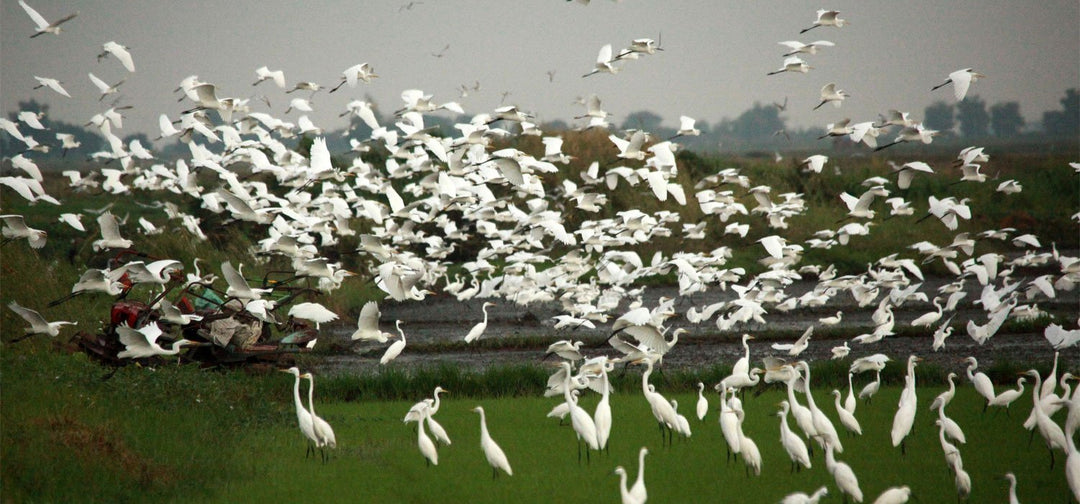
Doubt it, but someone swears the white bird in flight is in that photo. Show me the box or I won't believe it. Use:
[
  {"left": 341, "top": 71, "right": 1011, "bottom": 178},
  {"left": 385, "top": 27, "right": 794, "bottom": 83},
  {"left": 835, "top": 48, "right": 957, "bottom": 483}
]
[
  {"left": 801, "top": 10, "right": 848, "bottom": 34},
  {"left": 33, "top": 76, "right": 71, "bottom": 98},
  {"left": 98, "top": 41, "right": 135, "bottom": 72},
  {"left": 583, "top": 44, "right": 619, "bottom": 77},
  {"left": 931, "top": 68, "right": 985, "bottom": 101},
  {"left": 18, "top": 0, "right": 78, "bottom": 38}
]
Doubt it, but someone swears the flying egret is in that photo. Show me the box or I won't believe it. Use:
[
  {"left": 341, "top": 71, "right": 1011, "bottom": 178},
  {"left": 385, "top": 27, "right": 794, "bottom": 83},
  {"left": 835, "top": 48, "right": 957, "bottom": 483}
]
[
  {"left": 583, "top": 44, "right": 619, "bottom": 77},
  {"left": 33, "top": 76, "right": 71, "bottom": 97},
  {"left": 772, "top": 326, "right": 813, "bottom": 356},
  {"left": 329, "top": 63, "right": 378, "bottom": 92},
  {"left": 280, "top": 367, "right": 318, "bottom": 459},
  {"left": 1, "top": 214, "right": 47, "bottom": 249},
  {"left": 288, "top": 302, "right": 338, "bottom": 329},
  {"left": 379, "top": 321, "right": 407, "bottom": 365},
  {"left": 931, "top": 68, "right": 985, "bottom": 101},
  {"left": 813, "top": 82, "right": 850, "bottom": 110},
  {"left": 779, "top": 39, "right": 835, "bottom": 56},
  {"left": 801, "top": 10, "right": 848, "bottom": 33},
  {"left": 472, "top": 406, "right": 512, "bottom": 477},
  {"left": 767, "top": 56, "right": 812, "bottom": 75},
  {"left": 463, "top": 302, "right": 495, "bottom": 343},
  {"left": 7, "top": 301, "right": 75, "bottom": 340},
  {"left": 88, "top": 73, "right": 125, "bottom": 102},
  {"left": 98, "top": 41, "right": 135, "bottom": 72},
  {"left": 116, "top": 322, "right": 198, "bottom": 359},
  {"left": 351, "top": 301, "right": 393, "bottom": 342},
  {"left": 18, "top": 1, "right": 77, "bottom": 38},
  {"left": 252, "top": 66, "right": 286, "bottom": 88}
]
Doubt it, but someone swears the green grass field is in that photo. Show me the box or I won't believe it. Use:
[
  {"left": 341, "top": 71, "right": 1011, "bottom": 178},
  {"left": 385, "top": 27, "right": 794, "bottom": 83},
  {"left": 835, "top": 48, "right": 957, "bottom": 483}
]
[{"left": 3, "top": 346, "right": 1074, "bottom": 503}]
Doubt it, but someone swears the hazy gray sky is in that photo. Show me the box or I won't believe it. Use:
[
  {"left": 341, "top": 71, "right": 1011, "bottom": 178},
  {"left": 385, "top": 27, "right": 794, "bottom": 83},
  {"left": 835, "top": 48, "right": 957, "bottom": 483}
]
[{"left": 2, "top": 1, "right": 1078, "bottom": 141}]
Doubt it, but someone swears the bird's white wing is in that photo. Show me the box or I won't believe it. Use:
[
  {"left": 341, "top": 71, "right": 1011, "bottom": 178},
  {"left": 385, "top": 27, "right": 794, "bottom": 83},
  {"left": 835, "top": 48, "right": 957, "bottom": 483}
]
[
  {"left": 220, "top": 261, "right": 252, "bottom": 292},
  {"left": 88, "top": 73, "right": 110, "bottom": 93},
  {"left": 19, "top": 0, "right": 49, "bottom": 29},
  {"left": 97, "top": 212, "right": 124, "bottom": 240},
  {"left": 8, "top": 301, "right": 47, "bottom": 329},
  {"left": 106, "top": 42, "right": 135, "bottom": 72}
]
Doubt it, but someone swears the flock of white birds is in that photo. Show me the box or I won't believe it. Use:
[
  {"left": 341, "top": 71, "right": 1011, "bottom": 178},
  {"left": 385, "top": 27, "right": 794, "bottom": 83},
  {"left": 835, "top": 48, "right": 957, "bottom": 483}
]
[{"left": 3, "top": 2, "right": 1080, "bottom": 503}]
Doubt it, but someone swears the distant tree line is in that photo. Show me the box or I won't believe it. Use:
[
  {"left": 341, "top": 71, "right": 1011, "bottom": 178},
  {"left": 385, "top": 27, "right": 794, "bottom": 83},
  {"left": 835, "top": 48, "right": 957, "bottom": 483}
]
[{"left": 2, "top": 89, "right": 1077, "bottom": 161}]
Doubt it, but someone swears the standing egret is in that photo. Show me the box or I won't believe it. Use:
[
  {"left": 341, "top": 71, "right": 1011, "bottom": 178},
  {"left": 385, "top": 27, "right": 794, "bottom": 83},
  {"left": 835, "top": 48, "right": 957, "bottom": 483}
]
[
  {"left": 931, "top": 68, "right": 985, "bottom": 101},
  {"left": 613, "top": 466, "right": 643, "bottom": 504},
  {"left": 472, "top": 406, "right": 512, "bottom": 477},
  {"left": 560, "top": 361, "right": 599, "bottom": 461},
  {"left": 696, "top": 382, "right": 709, "bottom": 421},
  {"left": 279, "top": 367, "right": 318, "bottom": 459},
  {"left": 798, "top": 361, "right": 842, "bottom": 452},
  {"left": 670, "top": 399, "right": 692, "bottom": 438},
  {"left": 417, "top": 409, "right": 438, "bottom": 466},
  {"left": 718, "top": 387, "right": 743, "bottom": 462},
  {"left": 777, "top": 400, "right": 812, "bottom": 473},
  {"left": 832, "top": 390, "right": 862, "bottom": 435},
  {"left": 859, "top": 370, "right": 882, "bottom": 404},
  {"left": 463, "top": 301, "right": 495, "bottom": 343},
  {"left": 594, "top": 363, "right": 613, "bottom": 452},
  {"left": 891, "top": 355, "right": 921, "bottom": 454},
  {"left": 844, "top": 373, "right": 857, "bottom": 414},
  {"left": 988, "top": 377, "right": 1026, "bottom": 413},
  {"left": 629, "top": 447, "right": 648, "bottom": 503},
  {"left": 302, "top": 372, "right": 336, "bottom": 462},
  {"left": 965, "top": 356, "right": 996, "bottom": 410},
  {"left": 825, "top": 442, "right": 863, "bottom": 503},
  {"left": 1023, "top": 369, "right": 1068, "bottom": 468},
  {"left": 379, "top": 320, "right": 407, "bottom": 365},
  {"left": 638, "top": 357, "right": 679, "bottom": 446}
]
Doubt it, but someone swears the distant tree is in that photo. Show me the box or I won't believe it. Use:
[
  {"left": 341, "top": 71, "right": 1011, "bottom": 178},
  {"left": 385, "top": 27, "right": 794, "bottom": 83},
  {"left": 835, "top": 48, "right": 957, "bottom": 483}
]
[
  {"left": 621, "top": 110, "right": 664, "bottom": 133},
  {"left": 956, "top": 95, "right": 989, "bottom": 137},
  {"left": 989, "top": 101, "right": 1024, "bottom": 137},
  {"left": 730, "top": 102, "right": 784, "bottom": 140},
  {"left": 1042, "top": 88, "right": 1079, "bottom": 136},
  {"left": 923, "top": 101, "right": 954, "bottom": 133}
]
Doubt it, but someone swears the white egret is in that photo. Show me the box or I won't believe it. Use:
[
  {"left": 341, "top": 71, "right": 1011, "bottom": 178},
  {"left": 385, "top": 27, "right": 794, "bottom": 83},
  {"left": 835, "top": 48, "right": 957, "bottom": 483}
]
[
  {"left": 1023, "top": 369, "right": 1068, "bottom": 468},
  {"left": 696, "top": 382, "right": 709, "bottom": 421},
  {"left": 583, "top": 44, "right": 619, "bottom": 77},
  {"left": 628, "top": 447, "right": 648, "bottom": 503},
  {"left": 772, "top": 326, "right": 813, "bottom": 356},
  {"left": 472, "top": 406, "right": 512, "bottom": 477},
  {"left": 33, "top": 76, "right": 71, "bottom": 97},
  {"left": 832, "top": 390, "right": 862, "bottom": 435},
  {"left": 988, "top": 377, "right": 1026, "bottom": 413},
  {"left": 7, "top": 301, "right": 75, "bottom": 340},
  {"left": 559, "top": 361, "right": 599, "bottom": 461},
  {"left": 801, "top": 9, "right": 848, "bottom": 33},
  {"left": 116, "top": 322, "right": 198, "bottom": 359},
  {"left": 798, "top": 361, "right": 843, "bottom": 453},
  {"left": 594, "top": 363, "right": 613, "bottom": 451},
  {"left": 767, "top": 56, "right": 812, "bottom": 75},
  {"left": 546, "top": 340, "right": 584, "bottom": 361},
  {"left": 252, "top": 66, "right": 286, "bottom": 88},
  {"left": 351, "top": 301, "right": 393, "bottom": 342},
  {"left": 813, "top": 82, "right": 850, "bottom": 110},
  {"left": 872, "top": 486, "right": 911, "bottom": 504},
  {"left": 965, "top": 356, "right": 997, "bottom": 410},
  {"left": 638, "top": 357, "right": 678, "bottom": 446},
  {"left": 859, "top": 370, "right": 882, "bottom": 404},
  {"left": 613, "top": 466, "right": 643, "bottom": 504},
  {"left": 417, "top": 409, "right": 438, "bottom": 466},
  {"left": 931, "top": 68, "right": 985, "bottom": 101},
  {"left": 98, "top": 41, "right": 135, "bottom": 72},
  {"left": 781, "top": 487, "right": 828, "bottom": 504},
  {"left": 1002, "top": 472, "right": 1020, "bottom": 504},
  {"left": 463, "top": 302, "right": 495, "bottom": 343},
  {"left": 280, "top": 367, "right": 318, "bottom": 459},
  {"left": 777, "top": 400, "right": 812, "bottom": 472},
  {"left": 18, "top": 1, "right": 77, "bottom": 38},
  {"left": 779, "top": 39, "right": 835, "bottom": 56},
  {"left": 891, "top": 355, "right": 921, "bottom": 454},
  {"left": 825, "top": 442, "right": 862, "bottom": 503},
  {"left": 302, "top": 372, "right": 336, "bottom": 462},
  {"left": 379, "top": 321, "right": 407, "bottom": 365},
  {"left": 1, "top": 214, "right": 47, "bottom": 249},
  {"left": 287, "top": 302, "right": 338, "bottom": 329},
  {"left": 670, "top": 399, "right": 692, "bottom": 438},
  {"left": 88, "top": 73, "right": 125, "bottom": 102}
]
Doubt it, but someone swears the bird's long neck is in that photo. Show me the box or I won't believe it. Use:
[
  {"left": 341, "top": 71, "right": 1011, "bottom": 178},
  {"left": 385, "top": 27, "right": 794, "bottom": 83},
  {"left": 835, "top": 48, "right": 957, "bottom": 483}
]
[
  {"left": 636, "top": 450, "right": 646, "bottom": 483},
  {"left": 477, "top": 410, "right": 488, "bottom": 438},
  {"left": 307, "top": 378, "right": 317, "bottom": 416},
  {"left": 292, "top": 374, "right": 305, "bottom": 414},
  {"left": 432, "top": 391, "right": 441, "bottom": 413}
]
